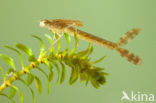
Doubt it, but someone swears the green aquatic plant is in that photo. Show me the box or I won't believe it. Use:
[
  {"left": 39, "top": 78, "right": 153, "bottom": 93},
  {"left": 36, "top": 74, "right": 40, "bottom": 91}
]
[{"left": 0, "top": 32, "right": 107, "bottom": 103}]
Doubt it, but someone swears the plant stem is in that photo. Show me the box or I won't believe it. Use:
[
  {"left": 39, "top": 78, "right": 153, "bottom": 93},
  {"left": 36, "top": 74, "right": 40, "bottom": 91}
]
[{"left": 0, "top": 59, "right": 40, "bottom": 92}]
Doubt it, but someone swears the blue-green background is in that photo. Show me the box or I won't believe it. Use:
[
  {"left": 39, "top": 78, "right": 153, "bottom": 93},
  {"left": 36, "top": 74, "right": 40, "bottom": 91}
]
[{"left": 0, "top": 0, "right": 156, "bottom": 103}]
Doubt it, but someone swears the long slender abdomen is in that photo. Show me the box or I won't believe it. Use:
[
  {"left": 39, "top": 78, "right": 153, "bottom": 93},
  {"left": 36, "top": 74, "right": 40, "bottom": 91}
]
[{"left": 67, "top": 27, "right": 118, "bottom": 49}]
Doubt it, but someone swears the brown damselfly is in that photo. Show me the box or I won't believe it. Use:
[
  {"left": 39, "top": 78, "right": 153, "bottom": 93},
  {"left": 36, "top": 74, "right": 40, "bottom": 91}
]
[{"left": 40, "top": 19, "right": 142, "bottom": 65}]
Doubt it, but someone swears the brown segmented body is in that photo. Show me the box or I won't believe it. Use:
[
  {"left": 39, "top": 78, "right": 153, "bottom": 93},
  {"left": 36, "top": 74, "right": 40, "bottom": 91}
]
[
  {"left": 40, "top": 19, "right": 142, "bottom": 65},
  {"left": 64, "top": 27, "right": 118, "bottom": 49}
]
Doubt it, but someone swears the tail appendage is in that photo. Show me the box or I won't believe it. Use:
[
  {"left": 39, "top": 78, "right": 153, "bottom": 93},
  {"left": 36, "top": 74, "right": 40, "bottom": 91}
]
[
  {"left": 115, "top": 28, "right": 142, "bottom": 65},
  {"left": 116, "top": 48, "right": 141, "bottom": 65},
  {"left": 117, "top": 28, "right": 140, "bottom": 46}
]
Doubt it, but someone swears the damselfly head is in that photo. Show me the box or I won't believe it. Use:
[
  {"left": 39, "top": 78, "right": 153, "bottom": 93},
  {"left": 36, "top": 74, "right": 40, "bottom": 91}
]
[
  {"left": 40, "top": 19, "right": 62, "bottom": 29},
  {"left": 40, "top": 19, "right": 49, "bottom": 27}
]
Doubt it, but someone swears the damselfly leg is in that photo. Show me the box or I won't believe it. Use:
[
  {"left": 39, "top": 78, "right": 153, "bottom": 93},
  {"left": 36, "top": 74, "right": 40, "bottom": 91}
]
[{"left": 51, "top": 22, "right": 78, "bottom": 46}]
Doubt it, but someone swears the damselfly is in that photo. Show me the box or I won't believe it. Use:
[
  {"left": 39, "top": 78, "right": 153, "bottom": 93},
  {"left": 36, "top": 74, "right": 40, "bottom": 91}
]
[{"left": 40, "top": 19, "right": 142, "bottom": 65}]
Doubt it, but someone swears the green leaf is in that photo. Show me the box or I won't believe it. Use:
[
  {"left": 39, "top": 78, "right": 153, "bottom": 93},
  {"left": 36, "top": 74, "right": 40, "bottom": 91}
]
[
  {"left": 9, "top": 84, "right": 24, "bottom": 103},
  {"left": 74, "top": 33, "right": 79, "bottom": 49},
  {"left": 64, "top": 60, "right": 75, "bottom": 68},
  {"left": 34, "top": 76, "right": 42, "bottom": 94},
  {"left": 80, "top": 70, "right": 88, "bottom": 82},
  {"left": 6, "top": 68, "right": 15, "bottom": 76},
  {"left": 91, "top": 56, "right": 106, "bottom": 64},
  {"left": 85, "top": 76, "right": 89, "bottom": 86},
  {"left": 92, "top": 67, "right": 104, "bottom": 72},
  {"left": 29, "top": 86, "right": 35, "bottom": 103},
  {"left": 97, "top": 74, "right": 106, "bottom": 85},
  {"left": 26, "top": 73, "right": 34, "bottom": 86},
  {"left": 48, "top": 69, "right": 53, "bottom": 82},
  {"left": 36, "top": 67, "right": 48, "bottom": 79},
  {"left": 16, "top": 43, "right": 32, "bottom": 56},
  {"left": 9, "top": 87, "right": 16, "bottom": 99},
  {"left": 45, "top": 34, "right": 55, "bottom": 54},
  {"left": 47, "top": 64, "right": 53, "bottom": 94},
  {"left": 69, "top": 66, "right": 79, "bottom": 85},
  {"left": 88, "top": 68, "right": 108, "bottom": 88},
  {"left": 32, "top": 35, "right": 45, "bottom": 54},
  {"left": 69, "top": 33, "right": 79, "bottom": 55},
  {"left": 44, "top": 60, "right": 53, "bottom": 82},
  {"left": 18, "top": 79, "right": 36, "bottom": 103},
  {"left": 87, "top": 45, "right": 94, "bottom": 56},
  {"left": 76, "top": 43, "right": 91, "bottom": 57},
  {"left": 59, "top": 62, "right": 66, "bottom": 84},
  {"left": 4, "top": 45, "right": 25, "bottom": 67},
  {"left": 49, "top": 47, "right": 55, "bottom": 56},
  {"left": 0, "top": 66, "right": 6, "bottom": 81},
  {"left": 90, "top": 78, "right": 99, "bottom": 89},
  {"left": 64, "top": 33, "right": 71, "bottom": 45},
  {"left": 55, "top": 33, "right": 61, "bottom": 54},
  {"left": 0, "top": 93, "right": 15, "bottom": 103},
  {"left": 63, "top": 33, "right": 71, "bottom": 53},
  {"left": 45, "top": 34, "right": 53, "bottom": 44},
  {"left": 48, "top": 69, "right": 53, "bottom": 94},
  {"left": 50, "top": 60, "right": 60, "bottom": 85},
  {"left": 28, "top": 55, "right": 37, "bottom": 62},
  {"left": 44, "top": 59, "right": 54, "bottom": 93},
  {"left": 0, "top": 54, "right": 16, "bottom": 71}
]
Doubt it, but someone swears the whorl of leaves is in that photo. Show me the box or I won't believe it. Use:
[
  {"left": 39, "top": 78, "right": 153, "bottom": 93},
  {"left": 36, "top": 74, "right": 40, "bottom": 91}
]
[{"left": 0, "top": 33, "right": 107, "bottom": 103}]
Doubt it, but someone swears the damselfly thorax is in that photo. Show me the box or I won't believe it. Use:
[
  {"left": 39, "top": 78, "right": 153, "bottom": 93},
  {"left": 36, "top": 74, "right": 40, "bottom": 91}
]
[{"left": 40, "top": 19, "right": 142, "bottom": 65}]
